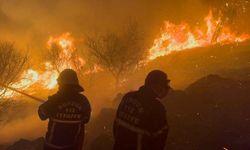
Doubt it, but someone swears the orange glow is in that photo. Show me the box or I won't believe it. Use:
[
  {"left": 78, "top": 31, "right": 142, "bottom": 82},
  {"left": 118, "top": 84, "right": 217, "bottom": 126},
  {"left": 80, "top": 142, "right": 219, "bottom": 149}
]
[
  {"left": 47, "top": 32, "right": 85, "bottom": 71},
  {"left": 149, "top": 10, "right": 250, "bottom": 60},
  {"left": 1, "top": 33, "right": 88, "bottom": 98},
  {"left": 1, "top": 63, "right": 59, "bottom": 98}
]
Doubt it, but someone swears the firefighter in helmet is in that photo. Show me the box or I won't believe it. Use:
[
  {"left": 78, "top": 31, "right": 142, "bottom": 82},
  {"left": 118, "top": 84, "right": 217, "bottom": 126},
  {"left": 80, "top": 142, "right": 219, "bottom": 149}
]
[
  {"left": 38, "top": 69, "right": 91, "bottom": 150},
  {"left": 113, "top": 70, "right": 170, "bottom": 150}
]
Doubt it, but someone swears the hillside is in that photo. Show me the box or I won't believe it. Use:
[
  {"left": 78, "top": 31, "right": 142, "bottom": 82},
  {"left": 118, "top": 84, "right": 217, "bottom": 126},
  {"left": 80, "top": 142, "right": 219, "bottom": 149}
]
[
  {"left": 137, "top": 40, "right": 250, "bottom": 89},
  {"left": 165, "top": 74, "right": 250, "bottom": 149}
]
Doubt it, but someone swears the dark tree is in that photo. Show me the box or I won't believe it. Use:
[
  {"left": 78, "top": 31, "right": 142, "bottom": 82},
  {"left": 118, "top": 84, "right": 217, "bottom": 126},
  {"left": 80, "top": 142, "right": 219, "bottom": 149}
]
[{"left": 85, "top": 21, "right": 146, "bottom": 87}]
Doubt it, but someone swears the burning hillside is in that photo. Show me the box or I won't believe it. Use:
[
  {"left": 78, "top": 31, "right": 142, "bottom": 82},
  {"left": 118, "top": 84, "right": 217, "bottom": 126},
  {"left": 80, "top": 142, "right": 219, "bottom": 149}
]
[
  {"left": 2, "top": 9, "right": 250, "bottom": 99},
  {"left": 149, "top": 10, "right": 250, "bottom": 60},
  {"left": 1, "top": 0, "right": 250, "bottom": 148},
  {"left": 1, "top": 33, "right": 101, "bottom": 98}
]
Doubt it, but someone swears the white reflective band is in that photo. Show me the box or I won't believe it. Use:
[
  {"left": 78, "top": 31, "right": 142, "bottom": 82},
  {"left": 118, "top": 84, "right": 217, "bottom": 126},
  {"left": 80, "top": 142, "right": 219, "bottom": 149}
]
[
  {"left": 48, "top": 121, "right": 56, "bottom": 143},
  {"left": 116, "top": 118, "right": 168, "bottom": 137},
  {"left": 75, "top": 124, "right": 82, "bottom": 142},
  {"left": 51, "top": 118, "right": 83, "bottom": 124},
  {"left": 115, "top": 118, "right": 150, "bottom": 136}
]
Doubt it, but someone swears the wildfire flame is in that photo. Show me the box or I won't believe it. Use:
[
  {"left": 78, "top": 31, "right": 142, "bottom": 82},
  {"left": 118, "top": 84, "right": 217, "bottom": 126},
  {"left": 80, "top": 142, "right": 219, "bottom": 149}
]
[
  {"left": 2, "top": 10, "right": 249, "bottom": 98},
  {"left": 47, "top": 32, "right": 85, "bottom": 71},
  {"left": 1, "top": 33, "right": 89, "bottom": 98},
  {"left": 2, "top": 63, "right": 59, "bottom": 98},
  {"left": 149, "top": 10, "right": 250, "bottom": 60}
]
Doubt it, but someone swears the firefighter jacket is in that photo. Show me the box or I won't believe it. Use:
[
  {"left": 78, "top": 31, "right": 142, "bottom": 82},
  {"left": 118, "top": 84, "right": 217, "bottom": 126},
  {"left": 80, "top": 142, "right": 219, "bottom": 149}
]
[
  {"left": 38, "top": 87, "right": 91, "bottom": 150},
  {"left": 113, "top": 86, "right": 168, "bottom": 150}
]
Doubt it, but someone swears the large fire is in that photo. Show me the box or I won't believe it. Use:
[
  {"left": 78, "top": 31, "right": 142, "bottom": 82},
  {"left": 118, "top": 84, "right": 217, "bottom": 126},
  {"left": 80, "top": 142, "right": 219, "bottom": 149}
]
[
  {"left": 47, "top": 33, "right": 86, "bottom": 71},
  {"left": 1, "top": 10, "right": 250, "bottom": 98},
  {"left": 148, "top": 10, "right": 250, "bottom": 60},
  {"left": 1, "top": 33, "right": 88, "bottom": 98}
]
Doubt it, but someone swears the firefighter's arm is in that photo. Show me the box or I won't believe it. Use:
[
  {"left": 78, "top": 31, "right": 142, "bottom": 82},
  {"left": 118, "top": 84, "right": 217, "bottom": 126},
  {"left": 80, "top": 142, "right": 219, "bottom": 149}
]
[
  {"left": 38, "top": 97, "right": 54, "bottom": 120},
  {"left": 82, "top": 97, "right": 91, "bottom": 124},
  {"left": 113, "top": 94, "right": 126, "bottom": 138},
  {"left": 76, "top": 127, "right": 85, "bottom": 150},
  {"left": 149, "top": 104, "right": 169, "bottom": 149}
]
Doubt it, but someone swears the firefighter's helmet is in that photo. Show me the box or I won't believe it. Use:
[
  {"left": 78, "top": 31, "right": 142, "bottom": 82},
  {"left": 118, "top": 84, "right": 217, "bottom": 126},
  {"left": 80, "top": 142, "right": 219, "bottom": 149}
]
[
  {"left": 57, "top": 69, "right": 84, "bottom": 91},
  {"left": 145, "top": 70, "right": 170, "bottom": 87}
]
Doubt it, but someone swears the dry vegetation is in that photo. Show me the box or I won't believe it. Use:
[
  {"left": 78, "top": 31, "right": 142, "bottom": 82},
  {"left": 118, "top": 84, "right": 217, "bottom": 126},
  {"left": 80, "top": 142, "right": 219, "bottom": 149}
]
[{"left": 0, "top": 42, "right": 27, "bottom": 97}]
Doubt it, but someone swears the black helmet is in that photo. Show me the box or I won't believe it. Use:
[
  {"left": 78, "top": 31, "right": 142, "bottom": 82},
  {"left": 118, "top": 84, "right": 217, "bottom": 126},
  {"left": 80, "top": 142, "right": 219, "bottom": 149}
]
[
  {"left": 57, "top": 69, "right": 84, "bottom": 92},
  {"left": 145, "top": 70, "right": 170, "bottom": 87}
]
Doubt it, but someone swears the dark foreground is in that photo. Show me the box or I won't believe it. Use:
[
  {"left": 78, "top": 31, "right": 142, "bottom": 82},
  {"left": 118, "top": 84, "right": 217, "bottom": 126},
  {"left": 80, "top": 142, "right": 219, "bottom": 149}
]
[{"left": 2, "top": 74, "right": 250, "bottom": 150}]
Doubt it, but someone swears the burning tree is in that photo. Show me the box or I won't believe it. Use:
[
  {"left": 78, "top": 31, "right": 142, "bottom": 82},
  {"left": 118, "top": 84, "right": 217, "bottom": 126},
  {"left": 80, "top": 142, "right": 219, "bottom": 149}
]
[
  {"left": 47, "top": 43, "right": 83, "bottom": 73},
  {"left": 46, "top": 33, "right": 102, "bottom": 88},
  {"left": 47, "top": 33, "right": 82, "bottom": 72},
  {"left": 0, "top": 42, "right": 27, "bottom": 97},
  {"left": 85, "top": 21, "right": 146, "bottom": 87},
  {"left": 46, "top": 33, "right": 89, "bottom": 78},
  {"left": 47, "top": 43, "right": 64, "bottom": 73}
]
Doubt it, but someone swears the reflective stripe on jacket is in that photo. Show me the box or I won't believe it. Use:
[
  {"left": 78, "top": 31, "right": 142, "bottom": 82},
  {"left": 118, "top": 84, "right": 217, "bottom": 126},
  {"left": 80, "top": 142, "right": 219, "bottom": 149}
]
[
  {"left": 39, "top": 90, "right": 91, "bottom": 149},
  {"left": 113, "top": 86, "right": 168, "bottom": 150}
]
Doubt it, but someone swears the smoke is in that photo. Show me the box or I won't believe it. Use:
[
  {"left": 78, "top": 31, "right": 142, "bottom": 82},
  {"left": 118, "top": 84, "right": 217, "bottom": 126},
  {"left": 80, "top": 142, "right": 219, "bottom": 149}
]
[
  {"left": 0, "top": 0, "right": 249, "bottom": 54},
  {"left": 0, "top": 114, "right": 47, "bottom": 144},
  {"left": 0, "top": 1, "right": 214, "bottom": 50}
]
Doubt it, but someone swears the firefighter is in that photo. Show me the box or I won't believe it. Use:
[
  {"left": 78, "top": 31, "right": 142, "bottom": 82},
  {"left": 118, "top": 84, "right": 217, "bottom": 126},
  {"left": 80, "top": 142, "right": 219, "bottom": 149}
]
[
  {"left": 113, "top": 70, "right": 170, "bottom": 150},
  {"left": 38, "top": 69, "right": 91, "bottom": 150}
]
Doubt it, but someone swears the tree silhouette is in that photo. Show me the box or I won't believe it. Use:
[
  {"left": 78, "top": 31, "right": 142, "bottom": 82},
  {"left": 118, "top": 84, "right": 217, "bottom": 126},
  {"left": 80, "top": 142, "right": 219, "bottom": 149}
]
[
  {"left": 85, "top": 21, "right": 146, "bottom": 87},
  {"left": 0, "top": 41, "right": 27, "bottom": 97}
]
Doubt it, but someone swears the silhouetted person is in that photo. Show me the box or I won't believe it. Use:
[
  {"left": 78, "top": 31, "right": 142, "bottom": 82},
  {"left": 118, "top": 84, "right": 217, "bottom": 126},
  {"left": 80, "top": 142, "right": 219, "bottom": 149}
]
[
  {"left": 38, "top": 69, "right": 91, "bottom": 150},
  {"left": 113, "top": 70, "right": 170, "bottom": 150}
]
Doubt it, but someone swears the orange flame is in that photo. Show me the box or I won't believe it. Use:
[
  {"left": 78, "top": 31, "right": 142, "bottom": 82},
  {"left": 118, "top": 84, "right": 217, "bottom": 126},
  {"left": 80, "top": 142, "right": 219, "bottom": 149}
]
[
  {"left": 149, "top": 10, "right": 250, "bottom": 60},
  {"left": 1, "top": 33, "right": 89, "bottom": 98},
  {"left": 47, "top": 32, "right": 85, "bottom": 71}
]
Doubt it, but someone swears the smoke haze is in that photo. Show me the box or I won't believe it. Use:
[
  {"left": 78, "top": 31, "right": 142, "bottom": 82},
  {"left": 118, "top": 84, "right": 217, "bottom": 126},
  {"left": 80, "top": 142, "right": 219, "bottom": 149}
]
[{"left": 1, "top": 0, "right": 249, "bottom": 54}]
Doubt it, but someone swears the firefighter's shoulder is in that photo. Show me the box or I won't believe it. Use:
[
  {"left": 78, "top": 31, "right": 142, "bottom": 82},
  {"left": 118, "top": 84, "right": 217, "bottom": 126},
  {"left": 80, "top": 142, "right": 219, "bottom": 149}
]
[
  {"left": 41, "top": 94, "right": 58, "bottom": 107},
  {"left": 48, "top": 93, "right": 62, "bottom": 105},
  {"left": 122, "top": 91, "right": 138, "bottom": 101},
  {"left": 118, "top": 91, "right": 138, "bottom": 106},
  {"left": 76, "top": 93, "right": 91, "bottom": 111},
  {"left": 77, "top": 93, "right": 90, "bottom": 104},
  {"left": 47, "top": 93, "right": 58, "bottom": 101}
]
